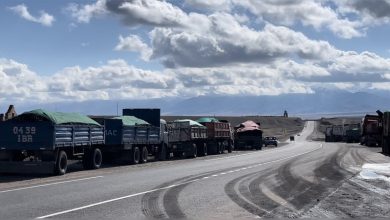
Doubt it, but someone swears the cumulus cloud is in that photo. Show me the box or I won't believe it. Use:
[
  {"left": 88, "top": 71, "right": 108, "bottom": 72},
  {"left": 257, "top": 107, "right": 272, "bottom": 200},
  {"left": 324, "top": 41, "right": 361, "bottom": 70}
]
[
  {"left": 115, "top": 35, "right": 152, "bottom": 61},
  {"left": 348, "top": 0, "right": 390, "bottom": 19},
  {"left": 8, "top": 4, "right": 55, "bottom": 26},
  {"left": 66, "top": 0, "right": 107, "bottom": 23},
  {"left": 184, "top": 0, "right": 232, "bottom": 11},
  {"left": 105, "top": 0, "right": 187, "bottom": 27},
  {"left": 231, "top": 0, "right": 364, "bottom": 39},
  {"left": 0, "top": 58, "right": 176, "bottom": 102},
  {"left": 150, "top": 17, "right": 338, "bottom": 68}
]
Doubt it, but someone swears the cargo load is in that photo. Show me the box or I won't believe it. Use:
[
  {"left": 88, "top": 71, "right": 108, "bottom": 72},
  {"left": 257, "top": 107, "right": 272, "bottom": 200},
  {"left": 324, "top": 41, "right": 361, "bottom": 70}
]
[
  {"left": 234, "top": 120, "right": 263, "bottom": 150},
  {"left": 0, "top": 109, "right": 104, "bottom": 175}
]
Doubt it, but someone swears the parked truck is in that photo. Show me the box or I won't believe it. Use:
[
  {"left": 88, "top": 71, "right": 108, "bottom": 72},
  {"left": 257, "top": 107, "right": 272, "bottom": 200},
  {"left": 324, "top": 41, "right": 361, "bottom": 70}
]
[
  {"left": 343, "top": 124, "right": 361, "bottom": 143},
  {"left": 381, "top": 111, "right": 390, "bottom": 155},
  {"left": 0, "top": 109, "right": 104, "bottom": 175},
  {"left": 324, "top": 125, "right": 343, "bottom": 142},
  {"left": 168, "top": 119, "right": 207, "bottom": 158},
  {"left": 325, "top": 127, "right": 333, "bottom": 142},
  {"left": 120, "top": 109, "right": 207, "bottom": 159},
  {"left": 331, "top": 125, "right": 344, "bottom": 142},
  {"left": 234, "top": 120, "right": 263, "bottom": 150},
  {"left": 103, "top": 113, "right": 168, "bottom": 164},
  {"left": 360, "top": 114, "right": 382, "bottom": 146},
  {"left": 196, "top": 117, "right": 234, "bottom": 154}
]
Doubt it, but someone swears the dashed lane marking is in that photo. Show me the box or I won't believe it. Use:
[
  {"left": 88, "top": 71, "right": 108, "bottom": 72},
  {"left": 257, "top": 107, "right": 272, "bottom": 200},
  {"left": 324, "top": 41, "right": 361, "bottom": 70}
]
[{"left": 36, "top": 144, "right": 322, "bottom": 219}]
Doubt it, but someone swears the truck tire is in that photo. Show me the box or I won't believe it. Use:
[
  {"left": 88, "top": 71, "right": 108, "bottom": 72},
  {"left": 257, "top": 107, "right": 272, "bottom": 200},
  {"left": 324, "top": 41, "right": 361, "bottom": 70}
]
[
  {"left": 201, "top": 143, "right": 208, "bottom": 156},
  {"left": 217, "top": 142, "right": 223, "bottom": 154},
  {"left": 131, "top": 147, "right": 140, "bottom": 164},
  {"left": 227, "top": 141, "right": 233, "bottom": 153},
  {"left": 158, "top": 144, "right": 168, "bottom": 161},
  {"left": 55, "top": 150, "right": 68, "bottom": 175},
  {"left": 190, "top": 143, "right": 197, "bottom": 158},
  {"left": 90, "top": 148, "right": 102, "bottom": 169},
  {"left": 140, "top": 146, "right": 148, "bottom": 163}
]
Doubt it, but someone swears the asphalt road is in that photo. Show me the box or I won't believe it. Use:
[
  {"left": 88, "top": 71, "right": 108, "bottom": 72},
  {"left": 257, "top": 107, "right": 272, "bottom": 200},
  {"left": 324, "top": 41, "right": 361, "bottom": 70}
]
[{"left": 0, "top": 121, "right": 389, "bottom": 219}]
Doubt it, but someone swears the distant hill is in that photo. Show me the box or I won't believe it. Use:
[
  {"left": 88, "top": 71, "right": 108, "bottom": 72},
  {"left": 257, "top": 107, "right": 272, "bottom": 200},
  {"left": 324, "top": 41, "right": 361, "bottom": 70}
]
[{"left": 11, "top": 90, "right": 390, "bottom": 118}]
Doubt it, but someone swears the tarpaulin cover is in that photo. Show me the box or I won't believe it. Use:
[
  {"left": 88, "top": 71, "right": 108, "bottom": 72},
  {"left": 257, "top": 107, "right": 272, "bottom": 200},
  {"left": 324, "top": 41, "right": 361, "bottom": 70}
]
[
  {"left": 21, "top": 109, "right": 101, "bottom": 126},
  {"left": 235, "top": 120, "right": 261, "bottom": 132},
  {"left": 112, "top": 116, "right": 150, "bottom": 126},
  {"left": 174, "top": 119, "right": 205, "bottom": 127},
  {"left": 196, "top": 117, "right": 220, "bottom": 123}
]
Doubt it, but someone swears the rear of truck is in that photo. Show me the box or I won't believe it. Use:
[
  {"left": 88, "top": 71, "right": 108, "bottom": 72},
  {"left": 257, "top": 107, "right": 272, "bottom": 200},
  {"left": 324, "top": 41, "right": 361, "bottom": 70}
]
[
  {"left": 104, "top": 115, "right": 162, "bottom": 164},
  {"left": 325, "top": 127, "right": 333, "bottom": 142},
  {"left": 331, "top": 125, "right": 344, "bottom": 142},
  {"left": 382, "top": 112, "right": 390, "bottom": 155},
  {"left": 0, "top": 110, "right": 104, "bottom": 175},
  {"left": 234, "top": 121, "right": 263, "bottom": 150},
  {"left": 361, "top": 115, "right": 381, "bottom": 146},
  {"left": 168, "top": 120, "right": 207, "bottom": 158},
  {"left": 198, "top": 118, "right": 233, "bottom": 154}
]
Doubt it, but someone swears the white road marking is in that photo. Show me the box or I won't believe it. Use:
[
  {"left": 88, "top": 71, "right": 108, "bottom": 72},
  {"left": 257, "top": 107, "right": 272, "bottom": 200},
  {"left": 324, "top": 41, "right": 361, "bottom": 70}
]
[
  {"left": 0, "top": 176, "right": 104, "bottom": 194},
  {"left": 36, "top": 145, "right": 322, "bottom": 219},
  {"left": 204, "top": 152, "right": 258, "bottom": 161}
]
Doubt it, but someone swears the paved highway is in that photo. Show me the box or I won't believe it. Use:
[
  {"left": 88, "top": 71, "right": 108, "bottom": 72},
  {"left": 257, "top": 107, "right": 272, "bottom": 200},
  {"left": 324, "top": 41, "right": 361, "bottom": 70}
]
[{"left": 1, "top": 121, "right": 389, "bottom": 219}]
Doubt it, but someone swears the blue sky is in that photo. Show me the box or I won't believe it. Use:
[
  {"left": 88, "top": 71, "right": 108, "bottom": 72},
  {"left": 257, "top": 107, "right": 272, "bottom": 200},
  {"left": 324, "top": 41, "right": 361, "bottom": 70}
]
[{"left": 1, "top": 0, "right": 390, "bottom": 107}]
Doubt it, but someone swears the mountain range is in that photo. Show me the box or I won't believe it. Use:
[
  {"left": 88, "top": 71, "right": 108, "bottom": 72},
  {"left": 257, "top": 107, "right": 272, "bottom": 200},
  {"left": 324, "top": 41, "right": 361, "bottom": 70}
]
[{"left": 4, "top": 90, "right": 390, "bottom": 118}]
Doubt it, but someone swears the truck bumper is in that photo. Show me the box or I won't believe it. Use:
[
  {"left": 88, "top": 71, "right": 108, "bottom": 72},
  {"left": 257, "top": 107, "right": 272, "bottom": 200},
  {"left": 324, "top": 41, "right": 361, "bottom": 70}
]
[{"left": 0, "top": 161, "right": 55, "bottom": 174}]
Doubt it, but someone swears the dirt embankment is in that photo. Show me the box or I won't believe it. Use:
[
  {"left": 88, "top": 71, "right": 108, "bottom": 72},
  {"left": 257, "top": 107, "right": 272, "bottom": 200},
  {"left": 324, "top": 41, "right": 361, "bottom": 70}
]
[{"left": 162, "top": 116, "right": 304, "bottom": 141}]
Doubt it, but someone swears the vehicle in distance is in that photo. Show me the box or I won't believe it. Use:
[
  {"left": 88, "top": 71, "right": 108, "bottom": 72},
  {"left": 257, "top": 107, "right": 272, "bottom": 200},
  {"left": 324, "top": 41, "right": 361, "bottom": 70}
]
[{"left": 263, "top": 136, "right": 278, "bottom": 147}]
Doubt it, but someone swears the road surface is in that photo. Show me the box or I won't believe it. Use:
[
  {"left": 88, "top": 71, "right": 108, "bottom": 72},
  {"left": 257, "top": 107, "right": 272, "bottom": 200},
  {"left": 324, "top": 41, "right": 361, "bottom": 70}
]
[{"left": 0, "top": 121, "right": 389, "bottom": 219}]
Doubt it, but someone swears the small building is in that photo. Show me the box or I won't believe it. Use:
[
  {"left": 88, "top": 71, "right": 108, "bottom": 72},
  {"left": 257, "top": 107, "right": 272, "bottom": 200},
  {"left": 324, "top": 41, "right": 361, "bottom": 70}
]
[{"left": 0, "top": 105, "right": 17, "bottom": 121}]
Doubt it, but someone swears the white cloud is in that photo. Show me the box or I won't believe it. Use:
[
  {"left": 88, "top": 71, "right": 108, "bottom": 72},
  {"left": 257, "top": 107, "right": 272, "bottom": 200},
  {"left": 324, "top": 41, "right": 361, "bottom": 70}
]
[
  {"left": 106, "top": 0, "right": 187, "bottom": 27},
  {"left": 115, "top": 35, "right": 152, "bottom": 61},
  {"left": 184, "top": 0, "right": 232, "bottom": 11},
  {"left": 66, "top": 0, "right": 107, "bottom": 23},
  {"left": 149, "top": 15, "right": 338, "bottom": 68},
  {"left": 8, "top": 4, "right": 55, "bottom": 26},
  {"left": 231, "top": 0, "right": 364, "bottom": 39},
  {"left": 0, "top": 58, "right": 176, "bottom": 102}
]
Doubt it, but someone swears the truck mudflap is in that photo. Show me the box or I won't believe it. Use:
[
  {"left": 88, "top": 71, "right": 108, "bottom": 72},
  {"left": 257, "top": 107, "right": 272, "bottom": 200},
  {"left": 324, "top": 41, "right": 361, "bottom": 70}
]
[{"left": 0, "top": 161, "right": 55, "bottom": 174}]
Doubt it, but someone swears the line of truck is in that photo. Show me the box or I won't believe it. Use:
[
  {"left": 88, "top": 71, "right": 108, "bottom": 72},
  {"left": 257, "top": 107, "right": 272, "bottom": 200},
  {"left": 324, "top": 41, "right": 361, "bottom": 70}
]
[
  {"left": 0, "top": 108, "right": 265, "bottom": 175},
  {"left": 324, "top": 110, "right": 390, "bottom": 156}
]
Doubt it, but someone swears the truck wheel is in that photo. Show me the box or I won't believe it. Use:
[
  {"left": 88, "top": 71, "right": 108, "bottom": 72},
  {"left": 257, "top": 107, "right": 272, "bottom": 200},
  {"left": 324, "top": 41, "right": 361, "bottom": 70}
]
[
  {"left": 131, "top": 147, "right": 140, "bottom": 164},
  {"left": 90, "top": 148, "right": 102, "bottom": 169},
  {"left": 202, "top": 143, "right": 208, "bottom": 156},
  {"left": 140, "top": 146, "right": 148, "bottom": 163},
  {"left": 227, "top": 141, "right": 233, "bottom": 153},
  {"left": 158, "top": 144, "right": 167, "bottom": 161},
  {"left": 55, "top": 150, "right": 68, "bottom": 175},
  {"left": 217, "top": 142, "right": 223, "bottom": 154},
  {"left": 191, "top": 143, "right": 197, "bottom": 158}
]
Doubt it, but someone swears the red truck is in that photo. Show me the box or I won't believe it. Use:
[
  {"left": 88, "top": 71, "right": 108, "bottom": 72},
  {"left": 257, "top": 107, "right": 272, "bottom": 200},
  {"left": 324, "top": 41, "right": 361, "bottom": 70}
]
[
  {"left": 360, "top": 114, "right": 382, "bottom": 147},
  {"left": 196, "top": 117, "right": 234, "bottom": 154}
]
